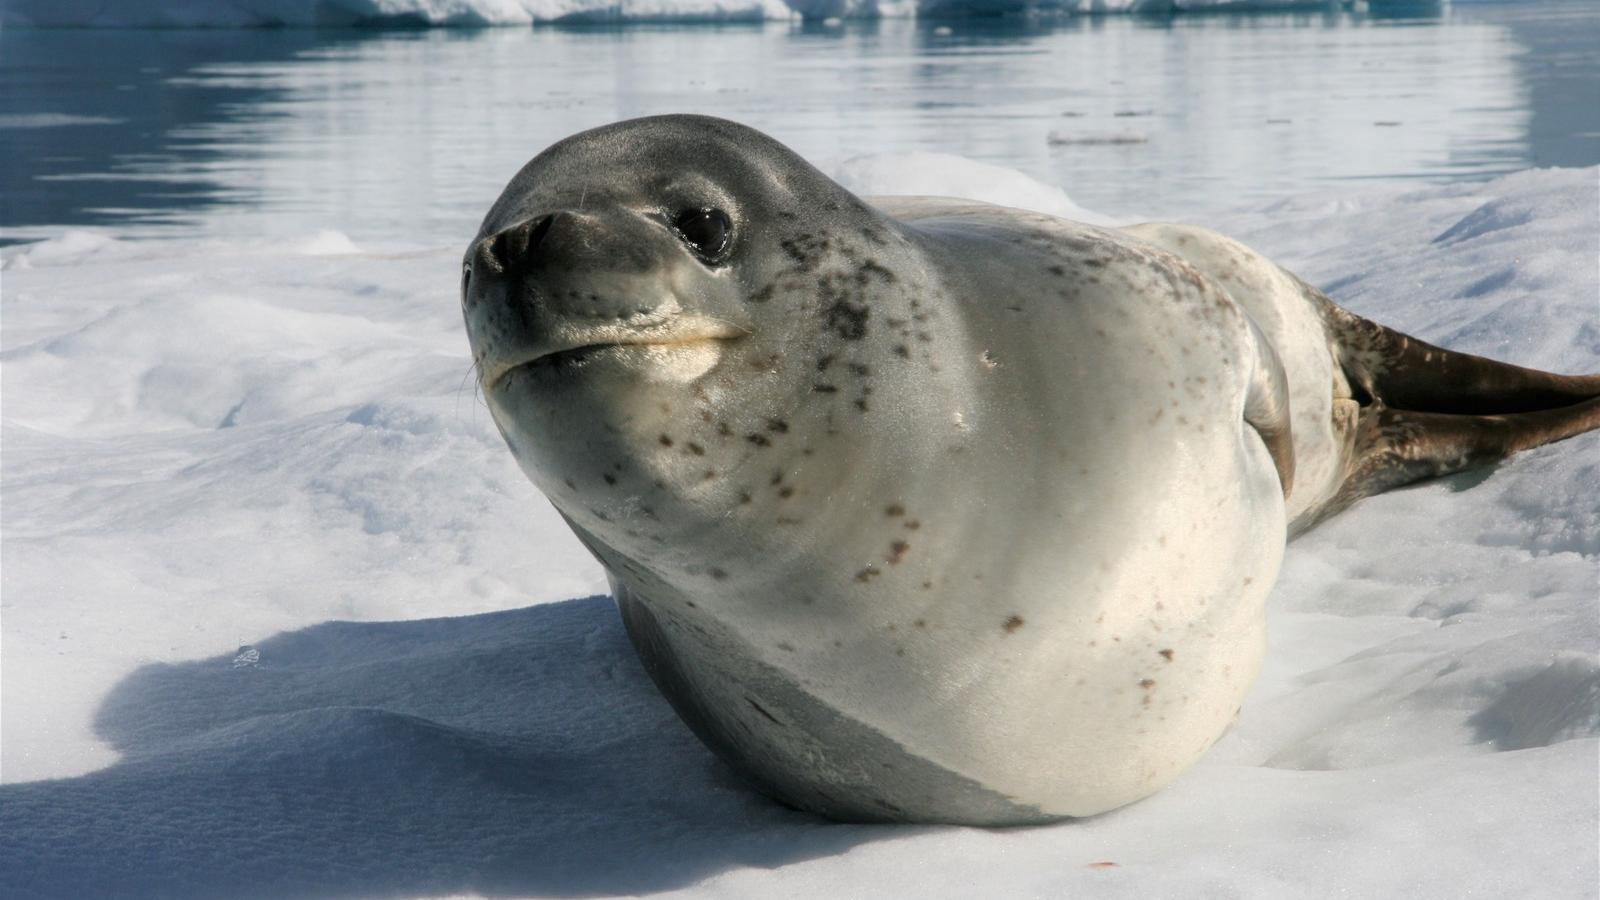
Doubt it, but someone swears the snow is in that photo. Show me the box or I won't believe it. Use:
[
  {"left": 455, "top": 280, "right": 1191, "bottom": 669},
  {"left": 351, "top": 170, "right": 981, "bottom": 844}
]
[
  {"left": 2, "top": 158, "right": 1597, "bottom": 897},
  {"left": 835, "top": 151, "right": 1125, "bottom": 226},
  {"left": 0, "top": 0, "right": 1352, "bottom": 27}
]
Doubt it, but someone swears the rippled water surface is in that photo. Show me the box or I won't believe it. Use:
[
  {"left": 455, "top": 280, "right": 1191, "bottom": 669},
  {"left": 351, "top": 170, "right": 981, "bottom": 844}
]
[{"left": 2, "top": 0, "right": 1596, "bottom": 244}]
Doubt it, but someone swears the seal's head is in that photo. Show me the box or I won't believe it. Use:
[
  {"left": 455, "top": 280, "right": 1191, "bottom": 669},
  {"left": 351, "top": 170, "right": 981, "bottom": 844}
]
[{"left": 464, "top": 115, "right": 933, "bottom": 562}]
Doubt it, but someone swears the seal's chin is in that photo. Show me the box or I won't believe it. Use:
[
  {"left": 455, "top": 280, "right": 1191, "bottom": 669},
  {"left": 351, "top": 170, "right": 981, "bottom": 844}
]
[{"left": 487, "top": 334, "right": 739, "bottom": 392}]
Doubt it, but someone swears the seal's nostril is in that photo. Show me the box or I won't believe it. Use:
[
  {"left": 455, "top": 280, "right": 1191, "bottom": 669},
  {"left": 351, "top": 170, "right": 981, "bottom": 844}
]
[
  {"left": 486, "top": 214, "right": 556, "bottom": 274},
  {"left": 526, "top": 213, "right": 555, "bottom": 252}
]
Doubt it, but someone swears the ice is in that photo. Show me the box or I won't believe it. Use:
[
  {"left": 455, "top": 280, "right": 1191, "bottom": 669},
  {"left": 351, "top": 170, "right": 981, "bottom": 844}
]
[
  {"left": 2, "top": 154, "right": 1597, "bottom": 896},
  {"left": 0, "top": 0, "right": 1376, "bottom": 27},
  {"left": 0, "top": 0, "right": 796, "bottom": 26}
]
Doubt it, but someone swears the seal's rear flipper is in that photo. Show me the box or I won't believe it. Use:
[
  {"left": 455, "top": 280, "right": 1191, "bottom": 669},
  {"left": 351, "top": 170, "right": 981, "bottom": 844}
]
[
  {"left": 1322, "top": 299, "right": 1600, "bottom": 414},
  {"left": 1300, "top": 296, "right": 1600, "bottom": 531},
  {"left": 1319, "top": 396, "right": 1600, "bottom": 524}
]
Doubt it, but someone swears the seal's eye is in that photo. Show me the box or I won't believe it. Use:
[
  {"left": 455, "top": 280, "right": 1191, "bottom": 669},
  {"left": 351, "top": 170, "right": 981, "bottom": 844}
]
[{"left": 673, "top": 208, "right": 733, "bottom": 261}]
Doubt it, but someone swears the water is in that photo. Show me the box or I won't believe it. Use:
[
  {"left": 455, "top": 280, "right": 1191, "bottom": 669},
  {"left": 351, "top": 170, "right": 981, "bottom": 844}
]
[{"left": 2, "top": 1, "right": 1597, "bottom": 246}]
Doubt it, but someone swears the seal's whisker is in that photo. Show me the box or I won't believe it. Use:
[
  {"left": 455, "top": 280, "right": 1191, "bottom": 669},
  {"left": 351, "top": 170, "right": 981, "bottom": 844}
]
[{"left": 456, "top": 360, "right": 489, "bottom": 426}]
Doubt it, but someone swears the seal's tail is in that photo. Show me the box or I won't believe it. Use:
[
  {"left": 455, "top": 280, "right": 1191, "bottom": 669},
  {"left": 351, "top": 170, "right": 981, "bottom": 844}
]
[{"left": 1303, "top": 292, "right": 1600, "bottom": 530}]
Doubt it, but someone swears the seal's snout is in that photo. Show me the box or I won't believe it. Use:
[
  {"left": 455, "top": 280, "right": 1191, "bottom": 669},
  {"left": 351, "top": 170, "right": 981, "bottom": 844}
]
[
  {"left": 465, "top": 202, "right": 749, "bottom": 391},
  {"left": 480, "top": 209, "right": 659, "bottom": 283},
  {"left": 467, "top": 208, "right": 679, "bottom": 350}
]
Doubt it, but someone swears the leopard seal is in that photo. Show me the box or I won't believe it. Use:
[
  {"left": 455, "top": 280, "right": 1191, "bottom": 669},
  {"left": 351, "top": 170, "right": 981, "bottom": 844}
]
[{"left": 461, "top": 114, "right": 1600, "bottom": 825}]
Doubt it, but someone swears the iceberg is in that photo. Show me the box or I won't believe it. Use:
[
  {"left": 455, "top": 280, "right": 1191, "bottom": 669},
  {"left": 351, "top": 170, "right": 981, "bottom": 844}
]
[{"left": 0, "top": 0, "right": 1388, "bottom": 27}]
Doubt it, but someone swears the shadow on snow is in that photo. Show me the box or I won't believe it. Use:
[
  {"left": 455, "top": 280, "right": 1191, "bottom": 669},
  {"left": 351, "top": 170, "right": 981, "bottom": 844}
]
[{"left": 0, "top": 596, "right": 902, "bottom": 898}]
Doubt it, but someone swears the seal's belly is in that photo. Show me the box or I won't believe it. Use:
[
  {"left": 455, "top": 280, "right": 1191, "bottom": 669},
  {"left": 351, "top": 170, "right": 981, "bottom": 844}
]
[{"left": 611, "top": 444, "right": 1280, "bottom": 823}]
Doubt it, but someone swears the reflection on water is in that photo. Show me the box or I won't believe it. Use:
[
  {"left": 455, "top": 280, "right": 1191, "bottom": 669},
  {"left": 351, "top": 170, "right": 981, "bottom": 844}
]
[{"left": 1, "top": 0, "right": 1596, "bottom": 244}]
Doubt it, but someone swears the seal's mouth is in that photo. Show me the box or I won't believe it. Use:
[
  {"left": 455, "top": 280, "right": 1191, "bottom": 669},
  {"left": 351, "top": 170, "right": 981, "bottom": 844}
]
[{"left": 483, "top": 322, "right": 747, "bottom": 391}]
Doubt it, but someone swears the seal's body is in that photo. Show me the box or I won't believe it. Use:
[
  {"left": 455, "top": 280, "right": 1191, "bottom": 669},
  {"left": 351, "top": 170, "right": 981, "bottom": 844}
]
[{"left": 462, "top": 115, "right": 1600, "bottom": 824}]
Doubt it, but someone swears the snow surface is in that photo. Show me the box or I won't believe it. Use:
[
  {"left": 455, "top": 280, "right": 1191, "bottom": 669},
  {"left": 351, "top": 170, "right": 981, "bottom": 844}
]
[
  {"left": 2, "top": 159, "right": 1597, "bottom": 897},
  {"left": 0, "top": 0, "right": 1348, "bottom": 27},
  {"left": 837, "top": 151, "right": 1125, "bottom": 226}
]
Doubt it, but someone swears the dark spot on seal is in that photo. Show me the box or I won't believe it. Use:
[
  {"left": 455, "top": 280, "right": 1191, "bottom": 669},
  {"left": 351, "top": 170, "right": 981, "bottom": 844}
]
[
  {"left": 778, "top": 487, "right": 795, "bottom": 499},
  {"left": 893, "top": 345, "right": 910, "bottom": 358},
  {"left": 709, "top": 567, "right": 728, "bottom": 581},
  {"left": 746, "top": 433, "right": 771, "bottom": 447},
  {"left": 885, "top": 503, "right": 905, "bottom": 517},
  {"left": 825, "top": 299, "right": 869, "bottom": 341},
  {"left": 848, "top": 363, "right": 871, "bottom": 378},
  {"left": 817, "top": 354, "right": 836, "bottom": 372},
  {"left": 686, "top": 442, "right": 705, "bottom": 456},
  {"left": 717, "top": 422, "right": 733, "bottom": 438},
  {"left": 887, "top": 540, "right": 910, "bottom": 564},
  {"left": 1159, "top": 649, "right": 1175, "bottom": 661},
  {"left": 766, "top": 418, "right": 789, "bottom": 434},
  {"left": 854, "top": 399, "right": 870, "bottom": 412},
  {"left": 738, "top": 491, "right": 752, "bottom": 504},
  {"left": 563, "top": 478, "right": 577, "bottom": 490},
  {"left": 904, "top": 519, "right": 921, "bottom": 531},
  {"left": 777, "top": 641, "right": 795, "bottom": 652},
  {"left": 860, "top": 259, "right": 897, "bottom": 282},
  {"left": 658, "top": 434, "right": 674, "bottom": 448},
  {"left": 812, "top": 383, "right": 838, "bottom": 393},
  {"left": 1003, "top": 615, "right": 1025, "bottom": 634},
  {"left": 780, "top": 233, "right": 830, "bottom": 268},
  {"left": 1139, "top": 679, "right": 1156, "bottom": 689},
  {"left": 856, "top": 566, "right": 881, "bottom": 582},
  {"left": 702, "top": 469, "right": 716, "bottom": 481},
  {"left": 603, "top": 473, "right": 617, "bottom": 486},
  {"left": 1047, "top": 264, "right": 1066, "bottom": 276},
  {"left": 769, "top": 471, "right": 784, "bottom": 486},
  {"left": 748, "top": 283, "right": 776, "bottom": 303}
]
